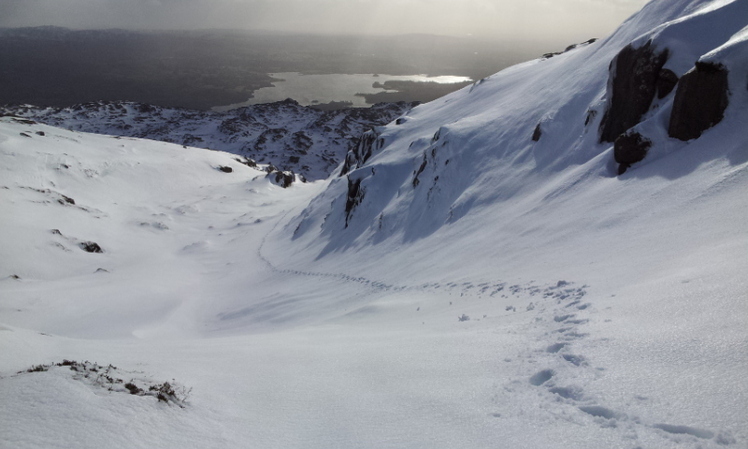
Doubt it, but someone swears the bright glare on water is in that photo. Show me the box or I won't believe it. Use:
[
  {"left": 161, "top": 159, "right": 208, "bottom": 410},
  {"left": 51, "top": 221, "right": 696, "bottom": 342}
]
[{"left": 214, "top": 72, "right": 472, "bottom": 110}]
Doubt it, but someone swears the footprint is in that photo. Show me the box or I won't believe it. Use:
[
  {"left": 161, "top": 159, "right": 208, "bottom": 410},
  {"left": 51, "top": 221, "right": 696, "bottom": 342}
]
[
  {"left": 566, "top": 319, "right": 589, "bottom": 325},
  {"left": 529, "top": 369, "right": 555, "bottom": 386},
  {"left": 652, "top": 423, "right": 715, "bottom": 440},
  {"left": 548, "top": 386, "right": 584, "bottom": 401},
  {"left": 562, "top": 331, "right": 589, "bottom": 340},
  {"left": 546, "top": 343, "right": 567, "bottom": 353},
  {"left": 562, "top": 354, "right": 586, "bottom": 366},
  {"left": 579, "top": 405, "right": 619, "bottom": 420}
]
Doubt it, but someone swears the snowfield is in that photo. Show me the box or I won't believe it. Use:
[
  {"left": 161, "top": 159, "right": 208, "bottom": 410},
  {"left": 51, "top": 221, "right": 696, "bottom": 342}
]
[{"left": 1, "top": 1, "right": 747, "bottom": 448}]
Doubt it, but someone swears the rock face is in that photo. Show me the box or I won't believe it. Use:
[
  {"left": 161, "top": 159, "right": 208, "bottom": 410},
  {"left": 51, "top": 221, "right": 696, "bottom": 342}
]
[
  {"left": 668, "top": 62, "right": 729, "bottom": 141},
  {"left": 599, "top": 41, "right": 670, "bottom": 143},
  {"left": 340, "top": 130, "right": 385, "bottom": 176},
  {"left": 614, "top": 132, "right": 652, "bottom": 175},
  {"left": 656, "top": 69, "right": 679, "bottom": 99},
  {"left": 344, "top": 177, "right": 364, "bottom": 228}
]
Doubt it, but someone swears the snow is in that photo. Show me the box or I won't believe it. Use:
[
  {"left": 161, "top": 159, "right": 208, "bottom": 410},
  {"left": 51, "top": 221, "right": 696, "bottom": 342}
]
[
  {"left": 1, "top": 100, "right": 414, "bottom": 181},
  {"left": 1, "top": 1, "right": 747, "bottom": 448}
]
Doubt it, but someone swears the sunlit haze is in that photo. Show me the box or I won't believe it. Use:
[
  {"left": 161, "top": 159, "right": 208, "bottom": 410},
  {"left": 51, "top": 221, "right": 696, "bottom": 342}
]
[{"left": 1, "top": 0, "right": 649, "bottom": 43}]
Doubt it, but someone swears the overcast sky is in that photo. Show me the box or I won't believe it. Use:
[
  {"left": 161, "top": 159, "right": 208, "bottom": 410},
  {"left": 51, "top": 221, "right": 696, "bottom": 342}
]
[{"left": 1, "top": 0, "right": 649, "bottom": 43}]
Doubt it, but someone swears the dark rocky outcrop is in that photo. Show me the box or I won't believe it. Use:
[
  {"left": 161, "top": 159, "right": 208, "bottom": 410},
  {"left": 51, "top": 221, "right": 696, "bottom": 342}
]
[
  {"left": 217, "top": 166, "right": 233, "bottom": 173},
  {"left": 267, "top": 169, "right": 295, "bottom": 188},
  {"left": 532, "top": 123, "right": 542, "bottom": 142},
  {"left": 412, "top": 154, "right": 428, "bottom": 187},
  {"left": 344, "top": 177, "right": 364, "bottom": 228},
  {"left": 79, "top": 241, "right": 103, "bottom": 253},
  {"left": 234, "top": 157, "right": 257, "bottom": 168},
  {"left": 542, "top": 38, "right": 598, "bottom": 60},
  {"left": 656, "top": 69, "right": 679, "bottom": 99},
  {"left": 668, "top": 62, "right": 729, "bottom": 141},
  {"left": 614, "top": 131, "right": 652, "bottom": 175},
  {"left": 584, "top": 109, "right": 597, "bottom": 126},
  {"left": 340, "top": 130, "right": 383, "bottom": 176},
  {"left": 599, "top": 41, "right": 670, "bottom": 143},
  {"left": 58, "top": 194, "right": 75, "bottom": 205}
]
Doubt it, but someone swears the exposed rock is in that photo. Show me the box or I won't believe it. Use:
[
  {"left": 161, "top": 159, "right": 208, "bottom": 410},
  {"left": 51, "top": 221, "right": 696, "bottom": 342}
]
[
  {"left": 58, "top": 194, "right": 75, "bottom": 205},
  {"left": 267, "top": 169, "right": 295, "bottom": 188},
  {"left": 234, "top": 157, "right": 257, "bottom": 168},
  {"left": 344, "top": 177, "right": 364, "bottom": 228},
  {"left": 532, "top": 123, "right": 542, "bottom": 142},
  {"left": 542, "top": 38, "right": 597, "bottom": 60},
  {"left": 656, "top": 68, "right": 679, "bottom": 99},
  {"left": 584, "top": 109, "right": 597, "bottom": 126},
  {"left": 291, "top": 131, "right": 313, "bottom": 153},
  {"left": 599, "top": 41, "right": 669, "bottom": 143},
  {"left": 217, "top": 166, "right": 233, "bottom": 173},
  {"left": 1, "top": 100, "right": 415, "bottom": 181},
  {"left": 340, "top": 129, "right": 383, "bottom": 176},
  {"left": 12, "top": 118, "right": 37, "bottom": 125},
  {"left": 668, "top": 62, "right": 729, "bottom": 141},
  {"left": 614, "top": 131, "right": 652, "bottom": 175},
  {"left": 79, "top": 241, "right": 103, "bottom": 253},
  {"left": 136, "top": 103, "right": 157, "bottom": 114},
  {"left": 181, "top": 134, "right": 203, "bottom": 146},
  {"left": 412, "top": 154, "right": 428, "bottom": 187}
]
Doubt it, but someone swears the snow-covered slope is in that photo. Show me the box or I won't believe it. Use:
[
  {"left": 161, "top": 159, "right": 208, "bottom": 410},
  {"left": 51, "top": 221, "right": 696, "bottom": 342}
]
[
  {"left": 1, "top": 100, "right": 415, "bottom": 180},
  {"left": 1, "top": 1, "right": 747, "bottom": 448}
]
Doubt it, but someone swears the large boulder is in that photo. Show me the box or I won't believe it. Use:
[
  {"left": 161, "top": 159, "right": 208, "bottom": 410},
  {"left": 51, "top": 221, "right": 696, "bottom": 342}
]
[
  {"left": 668, "top": 62, "right": 729, "bottom": 141},
  {"left": 599, "top": 41, "right": 670, "bottom": 143}
]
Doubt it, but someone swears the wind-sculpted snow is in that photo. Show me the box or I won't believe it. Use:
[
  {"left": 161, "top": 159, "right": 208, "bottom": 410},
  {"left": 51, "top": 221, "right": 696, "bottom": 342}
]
[{"left": 1, "top": 99, "right": 415, "bottom": 181}]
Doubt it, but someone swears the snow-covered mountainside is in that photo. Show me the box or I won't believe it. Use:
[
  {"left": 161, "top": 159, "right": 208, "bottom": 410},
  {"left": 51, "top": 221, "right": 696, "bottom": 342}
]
[
  {"left": 1, "top": 1, "right": 747, "bottom": 448},
  {"left": 1, "top": 100, "right": 415, "bottom": 180}
]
